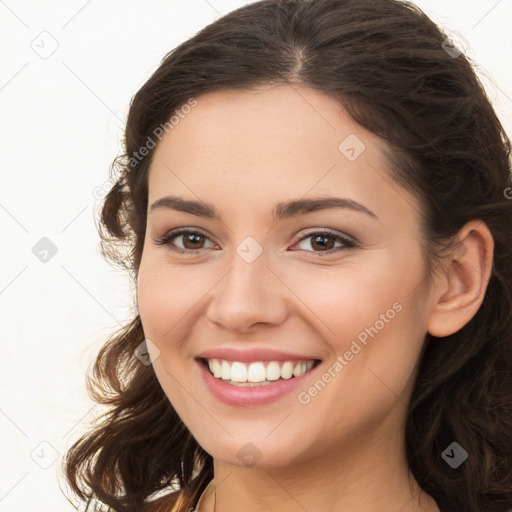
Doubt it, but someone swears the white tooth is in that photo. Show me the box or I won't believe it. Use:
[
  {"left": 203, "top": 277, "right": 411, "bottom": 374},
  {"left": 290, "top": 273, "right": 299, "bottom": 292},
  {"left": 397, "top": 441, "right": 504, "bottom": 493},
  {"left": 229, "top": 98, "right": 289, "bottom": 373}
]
[
  {"left": 212, "top": 359, "right": 316, "bottom": 383},
  {"left": 280, "top": 361, "right": 294, "bottom": 379},
  {"left": 228, "top": 380, "right": 273, "bottom": 387},
  {"left": 266, "top": 361, "right": 281, "bottom": 381},
  {"left": 292, "top": 362, "right": 303, "bottom": 377},
  {"left": 247, "top": 362, "right": 266, "bottom": 382},
  {"left": 210, "top": 359, "right": 222, "bottom": 378},
  {"left": 230, "top": 361, "right": 248, "bottom": 382},
  {"left": 221, "top": 360, "right": 231, "bottom": 380}
]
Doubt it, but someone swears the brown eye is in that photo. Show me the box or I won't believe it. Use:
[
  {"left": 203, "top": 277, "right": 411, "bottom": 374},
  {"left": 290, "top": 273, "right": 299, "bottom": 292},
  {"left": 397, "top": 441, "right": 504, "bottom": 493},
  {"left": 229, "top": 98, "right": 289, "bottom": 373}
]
[
  {"left": 293, "top": 229, "right": 357, "bottom": 255},
  {"left": 153, "top": 229, "right": 217, "bottom": 253},
  {"left": 181, "top": 232, "right": 206, "bottom": 249},
  {"left": 310, "top": 234, "right": 336, "bottom": 251}
]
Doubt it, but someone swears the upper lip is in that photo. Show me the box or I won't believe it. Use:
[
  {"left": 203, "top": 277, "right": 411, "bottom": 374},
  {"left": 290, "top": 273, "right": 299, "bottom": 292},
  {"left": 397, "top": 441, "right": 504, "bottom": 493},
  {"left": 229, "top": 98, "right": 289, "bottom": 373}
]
[{"left": 196, "top": 347, "right": 321, "bottom": 363}]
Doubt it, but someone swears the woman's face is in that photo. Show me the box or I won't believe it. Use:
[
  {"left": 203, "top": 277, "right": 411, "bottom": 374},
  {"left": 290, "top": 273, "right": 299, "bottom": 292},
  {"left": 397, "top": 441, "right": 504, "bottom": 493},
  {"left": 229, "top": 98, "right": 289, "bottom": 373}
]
[{"left": 137, "top": 84, "right": 434, "bottom": 469}]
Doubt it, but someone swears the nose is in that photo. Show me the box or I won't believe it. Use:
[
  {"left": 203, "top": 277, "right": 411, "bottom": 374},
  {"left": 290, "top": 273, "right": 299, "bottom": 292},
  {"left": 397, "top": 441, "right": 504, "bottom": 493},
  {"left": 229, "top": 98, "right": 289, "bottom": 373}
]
[{"left": 205, "top": 248, "right": 289, "bottom": 333}]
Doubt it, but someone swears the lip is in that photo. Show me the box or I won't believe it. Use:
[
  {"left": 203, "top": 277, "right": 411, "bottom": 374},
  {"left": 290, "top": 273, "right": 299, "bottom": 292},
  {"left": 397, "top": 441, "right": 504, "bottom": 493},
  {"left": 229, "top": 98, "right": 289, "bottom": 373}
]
[
  {"left": 196, "top": 347, "right": 320, "bottom": 363},
  {"left": 196, "top": 358, "right": 322, "bottom": 407}
]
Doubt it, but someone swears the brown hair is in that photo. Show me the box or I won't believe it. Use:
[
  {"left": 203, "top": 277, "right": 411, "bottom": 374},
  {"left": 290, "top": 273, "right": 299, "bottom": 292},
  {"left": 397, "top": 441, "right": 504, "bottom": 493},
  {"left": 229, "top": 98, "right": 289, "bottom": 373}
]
[{"left": 62, "top": 1, "right": 512, "bottom": 511}]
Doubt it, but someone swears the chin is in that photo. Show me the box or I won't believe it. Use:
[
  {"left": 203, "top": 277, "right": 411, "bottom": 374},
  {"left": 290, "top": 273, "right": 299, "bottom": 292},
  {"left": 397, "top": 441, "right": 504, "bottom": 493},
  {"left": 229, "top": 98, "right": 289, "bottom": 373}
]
[{"left": 200, "top": 434, "right": 308, "bottom": 469}]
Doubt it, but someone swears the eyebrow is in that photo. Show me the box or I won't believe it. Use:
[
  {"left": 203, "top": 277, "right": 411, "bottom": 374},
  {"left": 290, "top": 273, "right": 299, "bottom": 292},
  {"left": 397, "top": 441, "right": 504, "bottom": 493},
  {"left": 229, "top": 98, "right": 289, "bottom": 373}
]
[{"left": 149, "top": 195, "right": 378, "bottom": 221}]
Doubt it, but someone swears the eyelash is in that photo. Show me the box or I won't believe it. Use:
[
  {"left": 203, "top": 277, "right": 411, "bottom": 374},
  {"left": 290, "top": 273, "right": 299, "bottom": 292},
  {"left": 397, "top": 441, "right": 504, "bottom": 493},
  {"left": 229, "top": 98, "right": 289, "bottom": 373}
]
[{"left": 152, "top": 228, "right": 357, "bottom": 256}]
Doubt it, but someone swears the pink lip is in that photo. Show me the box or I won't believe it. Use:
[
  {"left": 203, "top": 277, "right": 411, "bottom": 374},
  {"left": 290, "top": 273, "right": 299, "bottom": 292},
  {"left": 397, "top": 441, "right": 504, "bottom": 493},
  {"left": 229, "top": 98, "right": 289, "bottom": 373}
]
[
  {"left": 196, "top": 359, "right": 321, "bottom": 407},
  {"left": 196, "top": 347, "right": 320, "bottom": 363}
]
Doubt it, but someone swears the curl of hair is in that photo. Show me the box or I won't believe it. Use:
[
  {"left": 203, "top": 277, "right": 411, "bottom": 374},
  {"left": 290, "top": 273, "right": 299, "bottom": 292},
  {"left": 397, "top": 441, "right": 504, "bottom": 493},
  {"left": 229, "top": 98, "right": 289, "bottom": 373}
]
[{"left": 62, "top": 1, "right": 512, "bottom": 511}]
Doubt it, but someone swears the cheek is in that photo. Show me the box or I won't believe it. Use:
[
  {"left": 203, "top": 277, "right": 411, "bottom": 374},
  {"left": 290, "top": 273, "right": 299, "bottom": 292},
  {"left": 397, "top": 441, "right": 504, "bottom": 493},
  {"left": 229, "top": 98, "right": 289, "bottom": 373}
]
[
  {"left": 283, "top": 251, "right": 428, "bottom": 389},
  {"left": 137, "top": 257, "right": 206, "bottom": 344},
  {"left": 282, "top": 258, "right": 407, "bottom": 348},
  {"left": 137, "top": 268, "right": 176, "bottom": 341},
  {"left": 287, "top": 270, "right": 427, "bottom": 442},
  {"left": 136, "top": 261, "right": 202, "bottom": 412}
]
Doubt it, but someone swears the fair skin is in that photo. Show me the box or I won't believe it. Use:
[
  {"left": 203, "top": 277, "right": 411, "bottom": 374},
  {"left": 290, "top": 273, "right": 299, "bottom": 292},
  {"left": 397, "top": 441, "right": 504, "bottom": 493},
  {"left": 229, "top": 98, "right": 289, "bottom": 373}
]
[{"left": 136, "top": 84, "right": 493, "bottom": 512}]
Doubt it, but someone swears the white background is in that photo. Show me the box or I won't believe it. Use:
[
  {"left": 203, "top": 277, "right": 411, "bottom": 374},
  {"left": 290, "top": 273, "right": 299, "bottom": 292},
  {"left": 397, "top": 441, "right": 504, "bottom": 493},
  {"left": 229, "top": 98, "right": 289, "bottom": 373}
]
[{"left": 0, "top": 1, "right": 510, "bottom": 510}]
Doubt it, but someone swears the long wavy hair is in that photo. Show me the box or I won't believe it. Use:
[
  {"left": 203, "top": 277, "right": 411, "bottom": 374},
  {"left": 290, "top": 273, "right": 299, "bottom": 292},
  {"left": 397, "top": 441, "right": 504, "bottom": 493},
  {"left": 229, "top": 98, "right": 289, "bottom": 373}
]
[{"left": 61, "top": 1, "right": 512, "bottom": 511}]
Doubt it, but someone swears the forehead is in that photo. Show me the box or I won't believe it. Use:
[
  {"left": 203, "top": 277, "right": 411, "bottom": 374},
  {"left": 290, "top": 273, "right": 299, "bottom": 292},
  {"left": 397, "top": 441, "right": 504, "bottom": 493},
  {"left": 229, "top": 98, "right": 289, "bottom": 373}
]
[
  {"left": 147, "top": 84, "right": 420, "bottom": 225},
  {"left": 153, "top": 84, "right": 368, "bottom": 162}
]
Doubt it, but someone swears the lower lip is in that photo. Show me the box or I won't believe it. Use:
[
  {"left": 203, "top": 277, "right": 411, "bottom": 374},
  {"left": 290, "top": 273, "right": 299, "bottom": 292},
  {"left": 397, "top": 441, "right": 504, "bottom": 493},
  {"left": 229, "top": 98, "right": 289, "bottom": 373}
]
[{"left": 197, "top": 359, "right": 320, "bottom": 407}]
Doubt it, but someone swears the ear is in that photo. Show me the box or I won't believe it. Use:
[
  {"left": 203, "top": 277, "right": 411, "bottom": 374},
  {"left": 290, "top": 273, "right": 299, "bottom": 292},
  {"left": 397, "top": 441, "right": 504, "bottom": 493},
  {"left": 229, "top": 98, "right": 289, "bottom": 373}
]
[{"left": 427, "top": 220, "right": 494, "bottom": 337}]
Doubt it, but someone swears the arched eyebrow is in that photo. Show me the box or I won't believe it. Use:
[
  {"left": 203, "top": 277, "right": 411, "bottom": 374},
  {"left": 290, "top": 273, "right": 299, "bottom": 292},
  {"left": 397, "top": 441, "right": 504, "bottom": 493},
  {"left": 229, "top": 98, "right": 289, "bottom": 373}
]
[{"left": 149, "top": 195, "right": 378, "bottom": 220}]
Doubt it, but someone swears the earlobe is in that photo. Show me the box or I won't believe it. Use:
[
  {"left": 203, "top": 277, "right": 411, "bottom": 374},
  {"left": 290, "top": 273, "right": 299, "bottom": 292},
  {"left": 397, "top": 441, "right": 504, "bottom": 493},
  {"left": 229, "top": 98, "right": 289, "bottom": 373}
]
[{"left": 427, "top": 220, "right": 494, "bottom": 338}]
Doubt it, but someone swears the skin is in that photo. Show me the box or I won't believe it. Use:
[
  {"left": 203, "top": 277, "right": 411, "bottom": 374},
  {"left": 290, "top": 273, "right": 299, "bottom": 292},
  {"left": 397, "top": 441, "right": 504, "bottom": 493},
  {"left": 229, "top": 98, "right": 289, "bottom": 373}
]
[{"left": 136, "top": 84, "right": 493, "bottom": 512}]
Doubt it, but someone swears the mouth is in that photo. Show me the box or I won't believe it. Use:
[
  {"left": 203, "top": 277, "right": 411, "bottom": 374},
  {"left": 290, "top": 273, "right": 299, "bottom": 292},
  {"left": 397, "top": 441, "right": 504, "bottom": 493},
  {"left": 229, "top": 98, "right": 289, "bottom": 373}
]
[{"left": 197, "top": 357, "right": 322, "bottom": 387}]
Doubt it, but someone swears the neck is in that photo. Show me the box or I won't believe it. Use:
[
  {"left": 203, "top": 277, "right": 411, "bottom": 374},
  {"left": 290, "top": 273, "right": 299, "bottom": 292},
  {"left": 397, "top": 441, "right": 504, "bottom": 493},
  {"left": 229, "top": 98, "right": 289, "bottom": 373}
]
[{"left": 199, "top": 418, "right": 439, "bottom": 512}]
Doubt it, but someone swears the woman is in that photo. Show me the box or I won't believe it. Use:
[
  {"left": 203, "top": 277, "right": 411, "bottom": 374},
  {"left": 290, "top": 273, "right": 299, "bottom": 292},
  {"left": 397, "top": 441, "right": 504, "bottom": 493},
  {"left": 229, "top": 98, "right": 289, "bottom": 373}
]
[{"left": 63, "top": 1, "right": 512, "bottom": 511}]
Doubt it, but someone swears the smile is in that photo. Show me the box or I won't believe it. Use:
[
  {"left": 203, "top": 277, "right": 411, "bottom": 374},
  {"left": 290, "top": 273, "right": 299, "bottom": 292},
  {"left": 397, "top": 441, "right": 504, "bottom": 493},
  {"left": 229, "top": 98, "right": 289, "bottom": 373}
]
[
  {"left": 196, "top": 356, "right": 323, "bottom": 406},
  {"left": 203, "top": 358, "right": 319, "bottom": 385}
]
